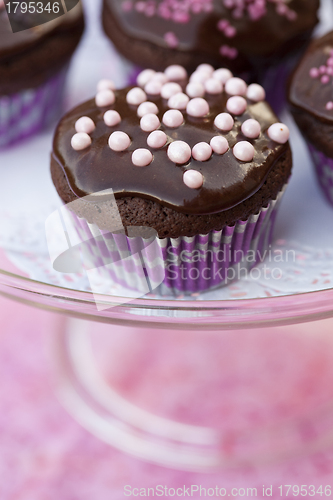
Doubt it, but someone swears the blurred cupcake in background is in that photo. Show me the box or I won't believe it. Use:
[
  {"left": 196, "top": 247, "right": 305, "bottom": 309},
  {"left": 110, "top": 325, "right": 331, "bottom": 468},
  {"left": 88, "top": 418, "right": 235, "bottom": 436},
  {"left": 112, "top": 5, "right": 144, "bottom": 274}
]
[
  {"left": 289, "top": 30, "right": 333, "bottom": 207},
  {"left": 101, "top": 0, "right": 320, "bottom": 112},
  {"left": 0, "top": 0, "right": 84, "bottom": 148}
]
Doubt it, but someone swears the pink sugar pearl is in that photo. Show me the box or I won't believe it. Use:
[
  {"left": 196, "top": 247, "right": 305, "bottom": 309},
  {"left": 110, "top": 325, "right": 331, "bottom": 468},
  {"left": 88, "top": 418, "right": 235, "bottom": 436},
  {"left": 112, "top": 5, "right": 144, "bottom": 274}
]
[
  {"left": 205, "top": 78, "right": 223, "bottom": 94},
  {"left": 108, "top": 131, "right": 131, "bottom": 151},
  {"left": 145, "top": 80, "right": 163, "bottom": 95},
  {"left": 75, "top": 116, "right": 95, "bottom": 134},
  {"left": 126, "top": 87, "right": 147, "bottom": 105},
  {"left": 233, "top": 141, "right": 255, "bottom": 162},
  {"left": 226, "top": 96, "right": 247, "bottom": 115},
  {"left": 192, "top": 142, "right": 212, "bottom": 161},
  {"left": 186, "top": 97, "right": 210, "bottom": 117},
  {"left": 225, "top": 77, "right": 247, "bottom": 96},
  {"left": 321, "top": 75, "right": 330, "bottom": 84},
  {"left": 267, "top": 123, "right": 290, "bottom": 144},
  {"left": 147, "top": 130, "right": 167, "bottom": 149},
  {"left": 95, "top": 89, "right": 115, "bottom": 107},
  {"left": 326, "top": 101, "right": 333, "bottom": 110},
  {"left": 161, "top": 82, "right": 182, "bottom": 99},
  {"left": 137, "top": 101, "right": 159, "bottom": 117},
  {"left": 140, "top": 113, "right": 160, "bottom": 132},
  {"left": 168, "top": 92, "right": 190, "bottom": 110},
  {"left": 163, "top": 109, "right": 184, "bottom": 128},
  {"left": 137, "top": 69, "right": 156, "bottom": 87},
  {"left": 183, "top": 169, "right": 204, "bottom": 189},
  {"left": 167, "top": 140, "right": 191, "bottom": 164},
  {"left": 196, "top": 63, "right": 214, "bottom": 74},
  {"left": 164, "top": 65, "right": 187, "bottom": 81},
  {"left": 214, "top": 112, "right": 234, "bottom": 131},
  {"left": 151, "top": 72, "right": 168, "bottom": 84},
  {"left": 186, "top": 82, "right": 205, "bottom": 98},
  {"left": 97, "top": 79, "right": 115, "bottom": 92},
  {"left": 213, "top": 68, "right": 233, "bottom": 83},
  {"left": 132, "top": 148, "right": 153, "bottom": 167},
  {"left": 246, "top": 83, "right": 266, "bottom": 102},
  {"left": 210, "top": 136, "right": 229, "bottom": 154},
  {"left": 103, "top": 110, "right": 121, "bottom": 127},
  {"left": 241, "top": 119, "right": 261, "bottom": 138},
  {"left": 189, "top": 71, "right": 211, "bottom": 84},
  {"left": 71, "top": 133, "right": 92, "bottom": 151}
]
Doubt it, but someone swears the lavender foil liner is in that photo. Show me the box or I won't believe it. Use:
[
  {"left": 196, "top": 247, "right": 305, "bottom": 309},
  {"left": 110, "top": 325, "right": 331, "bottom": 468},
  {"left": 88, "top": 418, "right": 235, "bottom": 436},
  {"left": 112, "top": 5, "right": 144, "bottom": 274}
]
[
  {"left": 0, "top": 66, "right": 68, "bottom": 148},
  {"left": 308, "top": 143, "right": 333, "bottom": 206},
  {"left": 70, "top": 186, "right": 286, "bottom": 296}
]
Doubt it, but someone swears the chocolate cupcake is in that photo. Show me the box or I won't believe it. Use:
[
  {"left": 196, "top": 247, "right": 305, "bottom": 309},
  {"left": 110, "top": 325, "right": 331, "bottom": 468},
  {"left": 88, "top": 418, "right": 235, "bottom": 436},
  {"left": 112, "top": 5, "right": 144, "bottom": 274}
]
[
  {"left": 0, "top": 0, "right": 84, "bottom": 147},
  {"left": 51, "top": 65, "right": 292, "bottom": 295},
  {"left": 102, "top": 0, "right": 319, "bottom": 110},
  {"left": 289, "top": 31, "right": 333, "bottom": 207}
]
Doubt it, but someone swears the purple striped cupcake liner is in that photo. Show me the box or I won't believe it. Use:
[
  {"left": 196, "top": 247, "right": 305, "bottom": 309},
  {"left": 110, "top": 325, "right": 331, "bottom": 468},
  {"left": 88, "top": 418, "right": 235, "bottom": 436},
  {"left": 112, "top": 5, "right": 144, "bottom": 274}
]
[
  {"left": 0, "top": 66, "right": 68, "bottom": 148},
  {"left": 67, "top": 185, "right": 287, "bottom": 296},
  {"left": 308, "top": 143, "right": 333, "bottom": 206}
]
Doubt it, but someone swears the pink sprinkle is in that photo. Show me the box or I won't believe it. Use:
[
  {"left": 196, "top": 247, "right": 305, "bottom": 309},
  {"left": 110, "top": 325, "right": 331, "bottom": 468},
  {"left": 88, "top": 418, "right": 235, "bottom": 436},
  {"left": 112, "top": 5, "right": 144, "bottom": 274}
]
[
  {"left": 147, "top": 130, "right": 167, "bottom": 149},
  {"left": 309, "top": 67, "right": 319, "bottom": 78},
  {"left": 192, "top": 142, "right": 212, "bottom": 161},
  {"left": 168, "top": 92, "right": 190, "bottom": 110},
  {"left": 205, "top": 78, "right": 223, "bottom": 94},
  {"left": 164, "top": 65, "right": 187, "bottom": 81},
  {"left": 126, "top": 87, "right": 147, "bottom": 105},
  {"left": 267, "top": 123, "right": 290, "bottom": 144},
  {"left": 210, "top": 136, "right": 229, "bottom": 155},
  {"left": 319, "top": 65, "right": 327, "bottom": 74},
  {"left": 196, "top": 64, "right": 214, "bottom": 75},
  {"left": 246, "top": 83, "right": 266, "bottom": 102},
  {"left": 225, "top": 25, "right": 236, "bottom": 37},
  {"left": 140, "top": 113, "right": 160, "bottom": 132},
  {"left": 233, "top": 141, "right": 255, "bottom": 162},
  {"left": 137, "top": 69, "right": 156, "bottom": 87},
  {"left": 226, "top": 96, "right": 247, "bottom": 115},
  {"left": 132, "top": 148, "right": 153, "bottom": 167},
  {"left": 108, "top": 131, "right": 131, "bottom": 151},
  {"left": 137, "top": 101, "right": 159, "bottom": 117},
  {"left": 186, "top": 82, "right": 205, "bottom": 98},
  {"left": 183, "top": 170, "right": 204, "bottom": 189},
  {"left": 217, "top": 19, "right": 229, "bottom": 31},
  {"left": 95, "top": 89, "right": 115, "bottom": 107},
  {"left": 167, "top": 141, "right": 191, "bottom": 164},
  {"left": 321, "top": 75, "right": 330, "bottom": 84},
  {"left": 71, "top": 133, "right": 91, "bottom": 151},
  {"left": 220, "top": 45, "right": 238, "bottom": 60},
  {"left": 225, "top": 77, "right": 247, "bottom": 96},
  {"left": 241, "top": 119, "right": 261, "bottom": 139},
  {"left": 103, "top": 110, "right": 121, "bottom": 127},
  {"left": 213, "top": 68, "right": 233, "bottom": 83},
  {"left": 328, "top": 58, "right": 333, "bottom": 67},
  {"left": 214, "top": 112, "right": 234, "bottom": 131},
  {"left": 161, "top": 82, "right": 182, "bottom": 99},
  {"left": 163, "top": 109, "right": 184, "bottom": 128},
  {"left": 189, "top": 71, "right": 211, "bottom": 84},
  {"left": 151, "top": 72, "right": 169, "bottom": 85},
  {"left": 186, "top": 97, "right": 210, "bottom": 117},
  {"left": 75, "top": 116, "right": 95, "bottom": 134},
  {"left": 164, "top": 32, "right": 179, "bottom": 48},
  {"left": 326, "top": 101, "right": 333, "bottom": 110},
  {"left": 97, "top": 79, "right": 115, "bottom": 92},
  {"left": 145, "top": 80, "right": 163, "bottom": 95}
]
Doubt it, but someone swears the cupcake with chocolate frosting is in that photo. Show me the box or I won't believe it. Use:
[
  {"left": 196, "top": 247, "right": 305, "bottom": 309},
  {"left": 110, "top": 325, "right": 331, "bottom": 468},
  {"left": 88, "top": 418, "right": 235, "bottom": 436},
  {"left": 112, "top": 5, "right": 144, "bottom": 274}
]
[
  {"left": 289, "top": 31, "right": 333, "bottom": 207},
  {"left": 0, "top": 0, "right": 84, "bottom": 147},
  {"left": 51, "top": 64, "right": 292, "bottom": 295}
]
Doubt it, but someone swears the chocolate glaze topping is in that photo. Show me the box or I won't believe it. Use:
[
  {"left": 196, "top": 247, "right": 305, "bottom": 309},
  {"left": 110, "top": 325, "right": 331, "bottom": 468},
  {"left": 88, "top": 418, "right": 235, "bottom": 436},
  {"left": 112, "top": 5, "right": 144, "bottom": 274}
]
[
  {"left": 52, "top": 69, "right": 289, "bottom": 216},
  {"left": 289, "top": 31, "right": 333, "bottom": 122}
]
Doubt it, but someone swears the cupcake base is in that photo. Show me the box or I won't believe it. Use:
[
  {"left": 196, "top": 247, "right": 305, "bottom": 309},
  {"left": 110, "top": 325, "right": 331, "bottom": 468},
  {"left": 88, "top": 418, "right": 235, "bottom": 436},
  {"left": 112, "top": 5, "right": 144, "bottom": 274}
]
[
  {"left": 0, "top": 66, "right": 68, "bottom": 148},
  {"left": 67, "top": 186, "right": 287, "bottom": 297},
  {"left": 308, "top": 143, "right": 333, "bottom": 206}
]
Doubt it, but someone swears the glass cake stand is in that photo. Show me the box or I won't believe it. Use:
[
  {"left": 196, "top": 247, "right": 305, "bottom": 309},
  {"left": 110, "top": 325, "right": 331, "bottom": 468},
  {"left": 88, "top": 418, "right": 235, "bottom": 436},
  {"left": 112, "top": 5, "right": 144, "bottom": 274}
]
[{"left": 0, "top": 0, "right": 333, "bottom": 472}]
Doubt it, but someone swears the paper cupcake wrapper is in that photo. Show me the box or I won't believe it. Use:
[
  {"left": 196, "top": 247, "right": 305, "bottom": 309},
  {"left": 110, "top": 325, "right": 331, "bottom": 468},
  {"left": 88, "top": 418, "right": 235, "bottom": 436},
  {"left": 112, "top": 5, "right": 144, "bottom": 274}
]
[
  {"left": 0, "top": 66, "right": 68, "bottom": 148},
  {"left": 308, "top": 143, "right": 333, "bottom": 206},
  {"left": 68, "top": 185, "right": 287, "bottom": 296}
]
